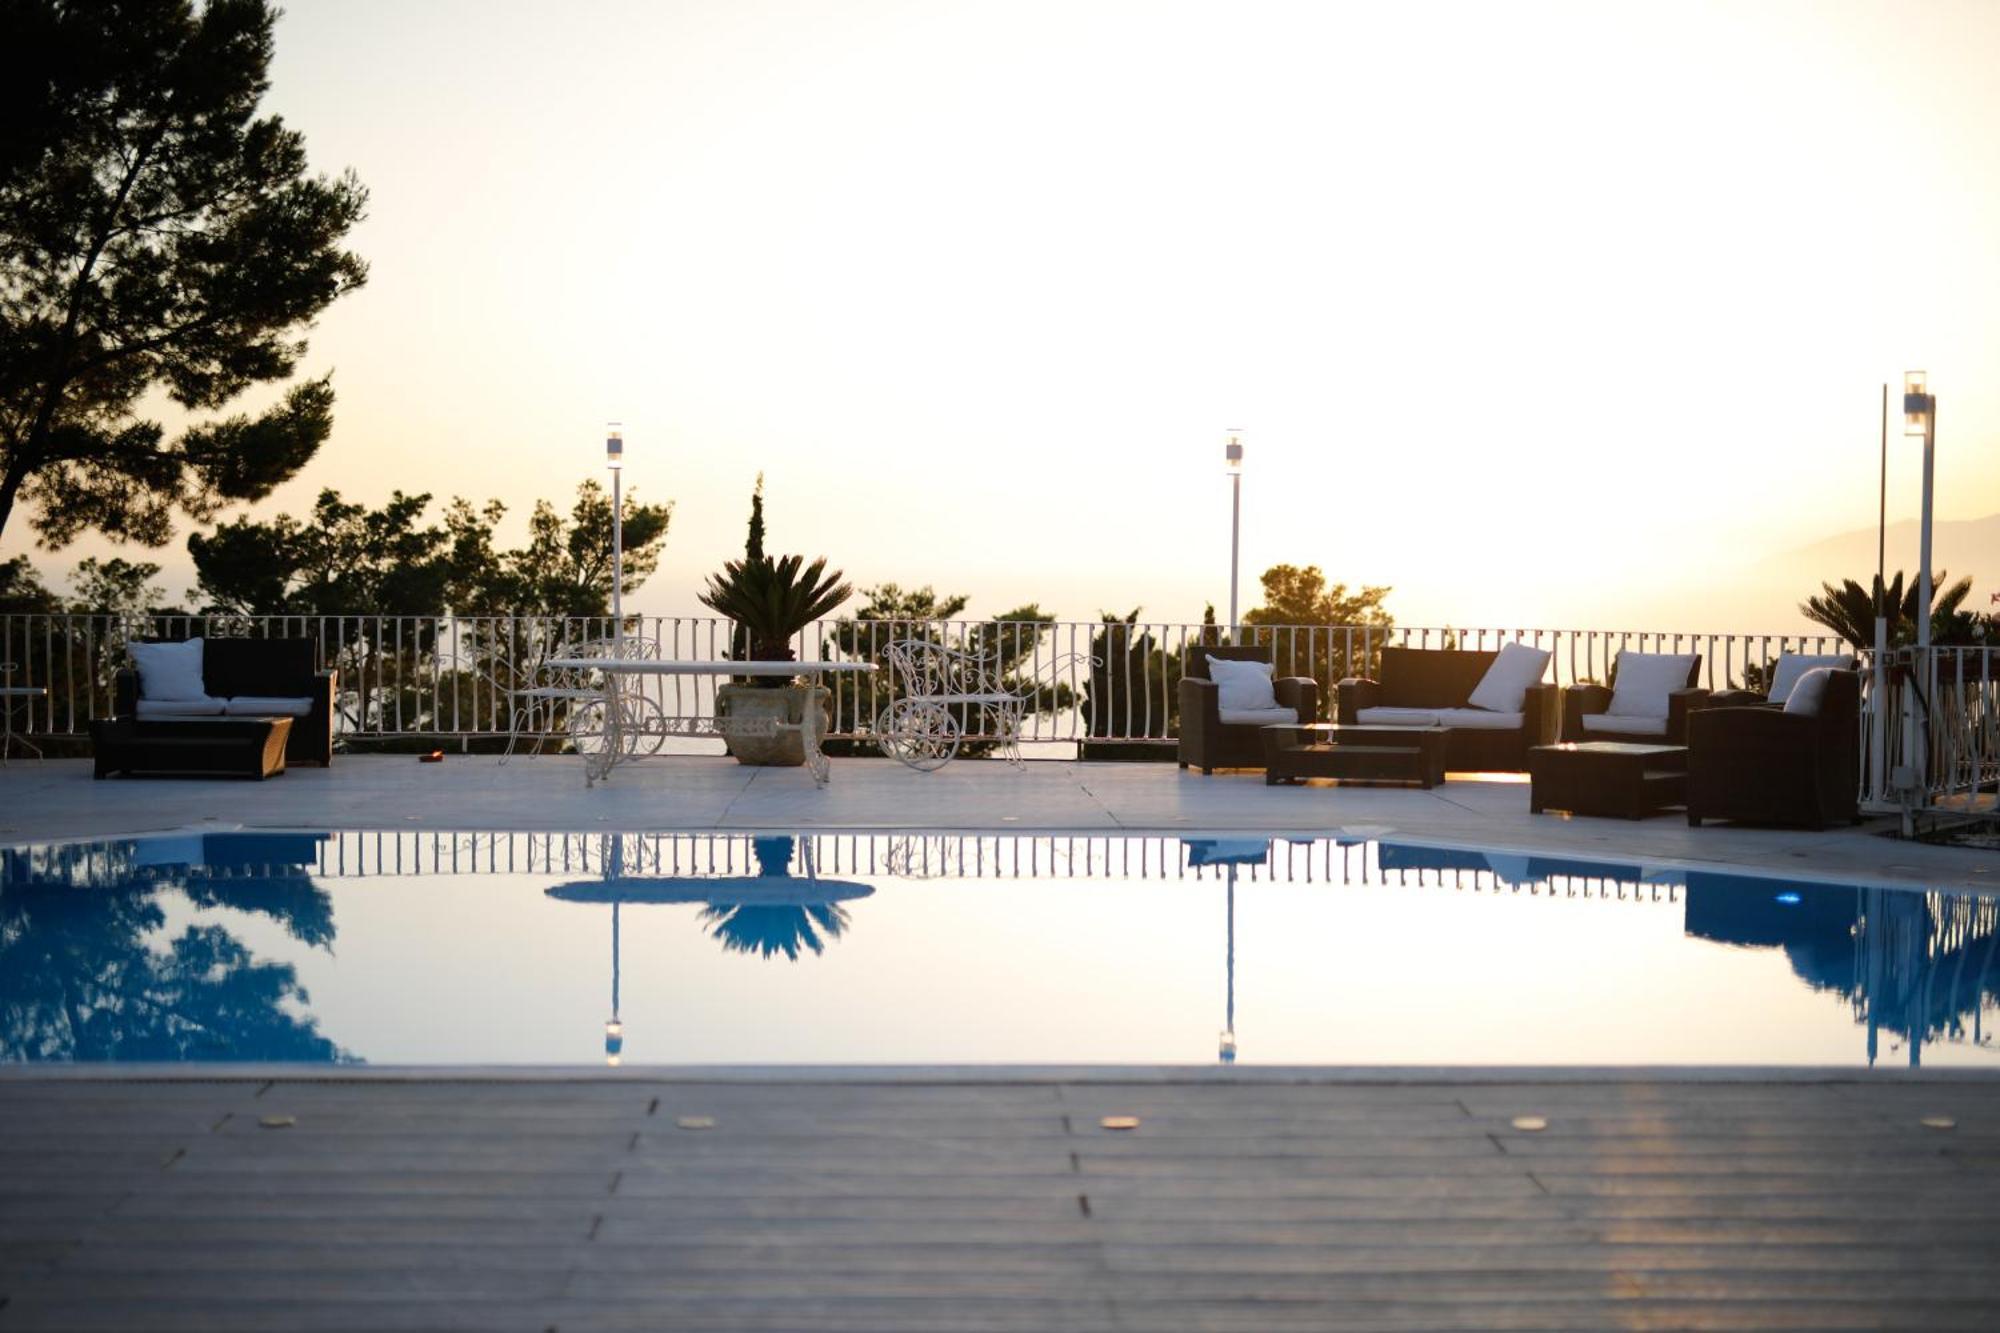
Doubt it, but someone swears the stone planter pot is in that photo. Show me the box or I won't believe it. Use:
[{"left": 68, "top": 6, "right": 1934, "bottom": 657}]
[{"left": 716, "top": 682, "right": 830, "bottom": 767}]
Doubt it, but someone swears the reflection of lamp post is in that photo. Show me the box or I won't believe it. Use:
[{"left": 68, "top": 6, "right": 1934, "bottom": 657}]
[
  {"left": 607, "top": 423, "right": 624, "bottom": 649},
  {"left": 1225, "top": 430, "right": 1244, "bottom": 638},
  {"left": 1219, "top": 862, "right": 1238, "bottom": 1064},
  {"left": 605, "top": 832, "right": 625, "bottom": 1066}
]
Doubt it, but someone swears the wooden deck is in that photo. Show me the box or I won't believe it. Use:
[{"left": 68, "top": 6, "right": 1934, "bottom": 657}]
[{"left": 5, "top": 1074, "right": 2000, "bottom": 1331}]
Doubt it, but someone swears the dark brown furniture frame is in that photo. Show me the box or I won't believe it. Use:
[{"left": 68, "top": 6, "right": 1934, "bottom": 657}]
[
  {"left": 91, "top": 716, "right": 293, "bottom": 780},
  {"left": 1176, "top": 646, "right": 1318, "bottom": 775},
  {"left": 115, "top": 637, "right": 336, "bottom": 767},
  {"left": 1686, "top": 669, "right": 1862, "bottom": 829},
  {"left": 1560, "top": 656, "right": 1706, "bottom": 745},
  {"left": 1263, "top": 724, "right": 1448, "bottom": 788},
  {"left": 1335, "top": 647, "right": 1557, "bottom": 772},
  {"left": 1529, "top": 742, "right": 1688, "bottom": 819}
]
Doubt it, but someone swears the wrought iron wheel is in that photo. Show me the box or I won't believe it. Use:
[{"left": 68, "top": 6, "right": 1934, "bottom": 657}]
[{"left": 875, "top": 699, "right": 960, "bottom": 771}]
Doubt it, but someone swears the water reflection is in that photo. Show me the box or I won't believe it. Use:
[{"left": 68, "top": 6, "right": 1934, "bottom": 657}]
[
  {"left": 544, "top": 834, "right": 873, "bottom": 960},
  {"left": 1376, "top": 842, "right": 2000, "bottom": 1066},
  {"left": 3, "top": 830, "right": 1994, "bottom": 1066},
  {"left": 0, "top": 834, "right": 346, "bottom": 1062},
  {"left": 544, "top": 834, "right": 874, "bottom": 1064},
  {"left": 1685, "top": 874, "right": 2000, "bottom": 1066}
]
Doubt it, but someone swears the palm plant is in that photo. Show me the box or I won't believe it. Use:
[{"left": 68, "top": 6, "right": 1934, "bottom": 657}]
[
  {"left": 698, "top": 554, "right": 853, "bottom": 682},
  {"left": 1800, "top": 571, "right": 1973, "bottom": 649}
]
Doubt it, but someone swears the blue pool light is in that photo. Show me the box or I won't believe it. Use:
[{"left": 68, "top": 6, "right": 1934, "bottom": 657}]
[{"left": 1775, "top": 892, "right": 1803, "bottom": 905}]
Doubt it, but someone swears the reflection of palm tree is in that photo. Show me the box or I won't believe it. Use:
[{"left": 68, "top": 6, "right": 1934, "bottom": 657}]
[
  {"left": 0, "top": 845, "right": 347, "bottom": 1063},
  {"left": 698, "top": 901, "right": 852, "bottom": 961},
  {"left": 698, "top": 838, "right": 849, "bottom": 960}
]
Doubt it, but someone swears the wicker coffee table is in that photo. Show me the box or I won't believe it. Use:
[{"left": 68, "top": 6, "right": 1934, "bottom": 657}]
[
  {"left": 1528, "top": 742, "right": 1687, "bottom": 819},
  {"left": 1263, "top": 723, "right": 1448, "bottom": 788},
  {"left": 91, "top": 716, "right": 293, "bottom": 780}
]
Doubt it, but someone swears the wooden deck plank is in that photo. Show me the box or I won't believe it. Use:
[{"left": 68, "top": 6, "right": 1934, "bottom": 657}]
[{"left": 2, "top": 1074, "right": 1998, "bottom": 1331}]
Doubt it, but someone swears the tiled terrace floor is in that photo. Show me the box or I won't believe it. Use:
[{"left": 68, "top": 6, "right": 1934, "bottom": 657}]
[{"left": 4, "top": 755, "right": 1997, "bottom": 1330}]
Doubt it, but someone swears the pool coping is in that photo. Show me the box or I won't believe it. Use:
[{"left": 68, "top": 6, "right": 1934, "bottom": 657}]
[{"left": 8, "top": 1063, "right": 2000, "bottom": 1083}]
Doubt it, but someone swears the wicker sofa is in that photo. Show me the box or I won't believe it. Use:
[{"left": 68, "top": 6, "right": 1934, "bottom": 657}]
[
  {"left": 1335, "top": 645, "right": 1557, "bottom": 772},
  {"left": 1176, "top": 646, "right": 1318, "bottom": 774},
  {"left": 114, "top": 637, "right": 336, "bottom": 767},
  {"left": 1686, "top": 667, "right": 1861, "bottom": 829}
]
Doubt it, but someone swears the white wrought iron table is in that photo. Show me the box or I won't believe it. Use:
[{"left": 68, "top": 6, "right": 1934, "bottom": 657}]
[
  {"left": 545, "top": 658, "right": 875, "bottom": 788},
  {"left": 1, "top": 663, "right": 47, "bottom": 764}
]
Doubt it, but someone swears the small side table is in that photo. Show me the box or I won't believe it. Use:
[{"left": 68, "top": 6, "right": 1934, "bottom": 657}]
[
  {"left": 1263, "top": 723, "right": 1449, "bottom": 788},
  {"left": 0, "top": 662, "right": 47, "bottom": 764},
  {"left": 1529, "top": 742, "right": 1688, "bottom": 819}
]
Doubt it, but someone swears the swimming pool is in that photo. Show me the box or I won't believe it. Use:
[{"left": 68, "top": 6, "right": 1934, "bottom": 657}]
[{"left": 3, "top": 829, "right": 1995, "bottom": 1068}]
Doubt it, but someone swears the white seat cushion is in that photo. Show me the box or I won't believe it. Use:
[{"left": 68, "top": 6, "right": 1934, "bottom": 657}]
[
  {"left": 1466, "top": 643, "right": 1551, "bottom": 713},
  {"left": 1607, "top": 652, "right": 1698, "bottom": 719},
  {"left": 130, "top": 638, "right": 208, "bottom": 701},
  {"left": 1206, "top": 657, "right": 1278, "bottom": 711},
  {"left": 1769, "top": 653, "right": 1853, "bottom": 704},
  {"left": 135, "top": 696, "right": 227, "bottom": 717},
  {"left": 1781, "top": 667, "right": 1836, "bottom": 716},
  {"left": 222, "top": 696, "right": 314, "bottom": 718},
  {"left": 1219, "top": 705, "right": 1301, "bottom": 725},
  {"left": 1432, "top": 707, "right": 1525, "bottom": 731},
  {"left": 1354, "top": 706, "right": 1444, "bottom": 727},
  {"left": 1580, "top": 712, "right": 1668, "bottom": 736}
]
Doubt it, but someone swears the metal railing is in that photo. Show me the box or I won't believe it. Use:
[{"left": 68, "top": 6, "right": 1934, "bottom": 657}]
[
  {"left": 0, "top": 611, "right": 1860, "bottom": 753},
  {"left": 1862, "top": 646, "right": 1999, "bottom": 821}
]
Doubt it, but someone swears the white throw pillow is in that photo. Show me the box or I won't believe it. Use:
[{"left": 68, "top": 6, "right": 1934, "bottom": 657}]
[
  {"left": 1206, "top": 657, "right": 1278, "bottom": 712},
  {"left": 1782, "top": 667, "right": 1836, "bottom": 716},
  {"left": 1466, "top": 642, "right": 1551, "bottom": 713},
  {"left": 1767, "top": 653, "right": 1854, "bottom": 704},
  {"left": 1607, "top": 652, "right": 1697, "bottom": 719},
  {"left": 130, "top": 638, "right": 207, "bottom": 701}
]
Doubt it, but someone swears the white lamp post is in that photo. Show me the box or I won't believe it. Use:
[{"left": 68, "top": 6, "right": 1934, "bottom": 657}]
[
  {"left": 606, "top": 423, "right": 624, "bottom": 650},
  {"left": 1225, "top": 430, "right": 1244, "bottom": 638},
  {"left": 1902, "top": 374, "right": 1936, "bottom": 813},
  {"left": 1904, "top": 373, "right": 1935, "bottom": 656}
]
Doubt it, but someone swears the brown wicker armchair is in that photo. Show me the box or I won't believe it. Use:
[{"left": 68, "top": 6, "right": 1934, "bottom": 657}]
[
  {"left": 1686, "top": 668, "right": 1861, "bottom": 829},
  {"left": 1561, "top": 652, "right": 1706, "bottom": 745},
  {"left": 1176, "top": 646, "right": 1317, "bottom": 775}
]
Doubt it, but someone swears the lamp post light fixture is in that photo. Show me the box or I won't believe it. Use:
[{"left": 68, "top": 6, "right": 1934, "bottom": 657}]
[
  {"left": 1225, "top": 430, "right": 1244, "bottom": 638},
  {"left": 606, "top": 423, "right": 624, "bottom": 649}
]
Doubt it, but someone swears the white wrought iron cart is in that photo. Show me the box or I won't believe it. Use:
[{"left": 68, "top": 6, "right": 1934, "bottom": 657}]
[{"left": 874, "top": 639, "right": 1094, "bottom": 771}]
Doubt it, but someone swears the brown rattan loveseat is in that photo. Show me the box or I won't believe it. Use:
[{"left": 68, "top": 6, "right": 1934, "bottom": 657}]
[
  {"left": 1335, "top": 646, "right": 1556, "bottom": 772},
  {"left": 114, "top": 637, "right": 336, "bottom": 767}
]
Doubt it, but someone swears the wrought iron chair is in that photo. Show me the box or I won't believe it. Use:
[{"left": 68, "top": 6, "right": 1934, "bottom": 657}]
[
  {"left": 874, "top": 639, "right": 1090, "bottom": 771},
  {"left": 502, "top": 635, "right": 665, "bottom": 763}
]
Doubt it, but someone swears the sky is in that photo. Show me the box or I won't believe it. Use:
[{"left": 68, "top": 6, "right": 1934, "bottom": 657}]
[{"left": 8, "top": 0, "right": 1999, "bottom": 633}]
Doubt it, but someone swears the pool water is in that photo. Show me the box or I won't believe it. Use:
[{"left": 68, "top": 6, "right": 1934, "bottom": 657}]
[{"left": 3, "top": 830, "right": 1995, "bottom": 1068}]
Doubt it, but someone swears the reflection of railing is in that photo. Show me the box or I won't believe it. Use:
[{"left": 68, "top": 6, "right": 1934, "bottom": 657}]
[
  {"left": 280, "top": 829, "right": 1687, "bottom": 902},
  {"left": 1855, "top": 887, "right": 2000, "bottom": 1065}
]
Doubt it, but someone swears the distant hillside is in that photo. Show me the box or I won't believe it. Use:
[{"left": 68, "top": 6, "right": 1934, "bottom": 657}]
[{"left": 1750, "top": 513, "right": 1999, "bottom": 636}]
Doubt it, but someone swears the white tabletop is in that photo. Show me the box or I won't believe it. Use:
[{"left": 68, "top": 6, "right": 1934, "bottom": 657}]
[{"left": 544, "top": 658, "right": 874, "bottom": 676}]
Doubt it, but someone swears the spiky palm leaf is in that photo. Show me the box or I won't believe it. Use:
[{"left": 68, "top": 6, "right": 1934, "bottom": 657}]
[
  {"left": 1799, "top": 571, "right": 1971, "bottom": 650},
  {"left": 698, "top": 554, "right": 853, "bottom": 661}
]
